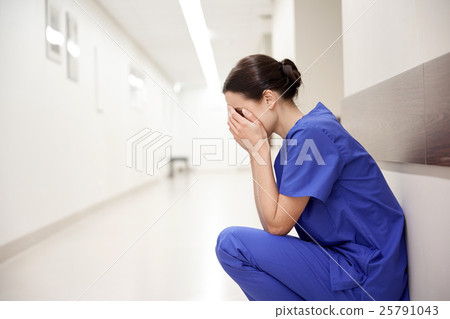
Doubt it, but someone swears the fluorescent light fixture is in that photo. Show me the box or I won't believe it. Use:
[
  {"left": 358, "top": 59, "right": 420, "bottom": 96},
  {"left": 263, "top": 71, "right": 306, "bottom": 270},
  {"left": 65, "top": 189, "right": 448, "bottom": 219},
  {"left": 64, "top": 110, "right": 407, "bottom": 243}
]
[{"left": 179, "top": 0, "right": 220, "bottom": 91}]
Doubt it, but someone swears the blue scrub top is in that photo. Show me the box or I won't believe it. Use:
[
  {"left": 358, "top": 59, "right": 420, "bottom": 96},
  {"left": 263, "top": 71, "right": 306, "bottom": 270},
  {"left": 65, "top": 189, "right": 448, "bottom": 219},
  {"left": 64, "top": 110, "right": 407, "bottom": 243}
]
[{"left": 274, "top": 102, "right": 409, "bottom": 301}]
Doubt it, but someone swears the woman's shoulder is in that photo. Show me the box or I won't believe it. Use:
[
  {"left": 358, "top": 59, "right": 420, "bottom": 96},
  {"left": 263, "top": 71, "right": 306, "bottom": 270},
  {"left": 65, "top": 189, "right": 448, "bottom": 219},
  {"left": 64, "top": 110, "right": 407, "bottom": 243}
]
[
  {"left": 288, "top": 113, "right": 343, "bottom": 143},
  {"left": 287, "top": 104, "right": 358, "bottom": 161}
]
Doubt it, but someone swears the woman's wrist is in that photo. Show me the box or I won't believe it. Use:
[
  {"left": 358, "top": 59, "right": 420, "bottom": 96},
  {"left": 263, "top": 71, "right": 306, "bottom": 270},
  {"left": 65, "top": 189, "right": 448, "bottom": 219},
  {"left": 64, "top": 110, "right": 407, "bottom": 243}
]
[{"left": 250, "top": 139, "right": 271, "bottom": 166}]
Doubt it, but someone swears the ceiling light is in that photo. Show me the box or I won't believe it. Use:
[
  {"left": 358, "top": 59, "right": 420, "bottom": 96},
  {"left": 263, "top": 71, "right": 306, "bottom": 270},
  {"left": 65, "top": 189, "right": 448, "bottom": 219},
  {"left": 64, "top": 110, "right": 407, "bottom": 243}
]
[{"left": 179, "top": 0, "right": 220, "bottom": 91}]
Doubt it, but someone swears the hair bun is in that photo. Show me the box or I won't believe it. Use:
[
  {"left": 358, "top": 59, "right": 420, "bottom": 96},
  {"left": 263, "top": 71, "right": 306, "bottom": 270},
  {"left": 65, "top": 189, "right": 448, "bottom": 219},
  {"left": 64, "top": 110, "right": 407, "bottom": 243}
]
[
  {"left": 281, "top": 59, "right": 301, "bottom": 84},
  {"left": 278, "top": 59, "right": 301, "bottom": 99}
]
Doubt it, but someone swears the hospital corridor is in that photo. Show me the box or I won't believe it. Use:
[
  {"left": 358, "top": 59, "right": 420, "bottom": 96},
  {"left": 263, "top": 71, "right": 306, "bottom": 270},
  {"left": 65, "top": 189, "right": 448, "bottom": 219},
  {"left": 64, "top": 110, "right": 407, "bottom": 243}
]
[{"left": 1, "top": 0, "right": 450, "bottom": 311}]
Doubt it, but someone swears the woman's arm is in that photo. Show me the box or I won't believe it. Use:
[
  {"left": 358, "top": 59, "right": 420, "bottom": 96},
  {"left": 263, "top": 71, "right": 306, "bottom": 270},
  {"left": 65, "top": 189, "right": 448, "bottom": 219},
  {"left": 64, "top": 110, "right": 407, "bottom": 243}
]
[
  {"left": 228, "top": 106, "right": 309, "bottom": 236},
  {"left": 250, "top": 140, "right": 309, "bottom": 235}
]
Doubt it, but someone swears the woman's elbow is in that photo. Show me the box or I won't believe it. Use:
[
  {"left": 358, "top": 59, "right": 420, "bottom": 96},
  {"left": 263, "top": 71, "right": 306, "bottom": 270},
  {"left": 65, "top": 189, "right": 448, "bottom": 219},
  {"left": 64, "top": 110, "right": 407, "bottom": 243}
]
[{"left": 266, "top": 224, "right": 291, "bottom": 236}]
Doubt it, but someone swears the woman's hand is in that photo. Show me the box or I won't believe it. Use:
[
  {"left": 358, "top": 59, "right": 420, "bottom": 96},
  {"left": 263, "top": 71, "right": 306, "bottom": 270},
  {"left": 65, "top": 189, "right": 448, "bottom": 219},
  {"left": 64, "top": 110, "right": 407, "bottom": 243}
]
[{"left": 227, "top": 105, "right": 269, "bottom": 155}]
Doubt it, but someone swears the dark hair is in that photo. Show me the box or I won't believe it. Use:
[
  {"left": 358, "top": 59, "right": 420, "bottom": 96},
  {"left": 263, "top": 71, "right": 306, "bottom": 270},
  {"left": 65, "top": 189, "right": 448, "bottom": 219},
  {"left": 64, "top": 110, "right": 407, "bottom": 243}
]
[{"left": 222, "top": 54, "right": 302, "bottom": 101}]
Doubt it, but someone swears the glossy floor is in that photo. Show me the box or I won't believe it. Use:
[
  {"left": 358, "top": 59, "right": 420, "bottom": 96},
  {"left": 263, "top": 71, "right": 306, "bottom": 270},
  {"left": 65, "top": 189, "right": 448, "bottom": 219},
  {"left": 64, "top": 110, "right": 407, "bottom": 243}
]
[{"left": 0, "top": 169, "right": 263, "bottom": 300}]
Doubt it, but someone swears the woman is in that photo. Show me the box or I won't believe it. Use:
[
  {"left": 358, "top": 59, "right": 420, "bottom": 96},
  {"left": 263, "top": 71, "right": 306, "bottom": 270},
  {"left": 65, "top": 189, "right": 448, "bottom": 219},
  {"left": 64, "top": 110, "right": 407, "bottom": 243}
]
[{"left": 215, "top": 54, "right": 409, "bottom": 301}]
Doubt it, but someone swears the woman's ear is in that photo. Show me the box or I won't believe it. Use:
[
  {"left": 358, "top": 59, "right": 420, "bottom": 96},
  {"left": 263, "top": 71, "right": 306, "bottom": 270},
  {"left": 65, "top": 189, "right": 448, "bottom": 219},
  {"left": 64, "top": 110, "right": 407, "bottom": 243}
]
[{"left": 262, "top": 90, "right": 277, "bottom": 110}]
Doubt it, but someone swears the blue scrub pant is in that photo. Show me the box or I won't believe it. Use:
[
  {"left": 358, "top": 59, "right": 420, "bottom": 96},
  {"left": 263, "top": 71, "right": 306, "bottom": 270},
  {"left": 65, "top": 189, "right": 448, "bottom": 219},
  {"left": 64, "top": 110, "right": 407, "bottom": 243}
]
[{"left": 215, "top": 226, "right": 363, "bottom": 301}]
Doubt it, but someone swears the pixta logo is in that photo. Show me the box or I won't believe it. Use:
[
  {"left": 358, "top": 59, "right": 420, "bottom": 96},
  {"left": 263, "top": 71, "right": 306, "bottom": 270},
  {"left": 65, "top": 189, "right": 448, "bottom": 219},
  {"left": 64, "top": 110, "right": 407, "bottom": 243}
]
[
  {"left": 126, "top": 128, "right": 172, "bottom": 175},
  {"left": 279, "top": 138, "right": 325, "bottom": 166},
  {"left": 190, "top": 137, "right": 325, "bottom": 166}
]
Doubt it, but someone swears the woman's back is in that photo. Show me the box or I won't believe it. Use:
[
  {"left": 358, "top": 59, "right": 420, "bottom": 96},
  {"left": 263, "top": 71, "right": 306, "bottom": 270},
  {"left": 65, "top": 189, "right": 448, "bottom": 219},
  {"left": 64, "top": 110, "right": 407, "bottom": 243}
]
[{"left": 274, "top": 102, "right": 409, "bottom": 300}]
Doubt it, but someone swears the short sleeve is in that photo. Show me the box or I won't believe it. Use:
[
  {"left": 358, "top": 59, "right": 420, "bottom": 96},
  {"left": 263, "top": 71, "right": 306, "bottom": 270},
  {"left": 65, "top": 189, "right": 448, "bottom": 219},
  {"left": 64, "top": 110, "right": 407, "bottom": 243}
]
[{"left": 277, "top": 125, "right": 344, "bottom": 202}]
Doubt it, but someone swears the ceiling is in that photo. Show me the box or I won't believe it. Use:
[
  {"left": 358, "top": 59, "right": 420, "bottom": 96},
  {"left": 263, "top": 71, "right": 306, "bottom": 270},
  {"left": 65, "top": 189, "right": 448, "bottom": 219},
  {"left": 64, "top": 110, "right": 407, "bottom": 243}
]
[{"left": 94, "top": 0, "right": 273, "bottom": 89}]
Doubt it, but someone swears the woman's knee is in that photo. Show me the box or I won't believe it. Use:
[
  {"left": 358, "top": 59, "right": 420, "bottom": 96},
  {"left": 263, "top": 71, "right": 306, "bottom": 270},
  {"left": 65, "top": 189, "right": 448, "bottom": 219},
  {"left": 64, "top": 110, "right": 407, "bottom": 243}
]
[
  {"left": 215, "top": 226, "right": 249, "bottom": 265},
  {"left": 216, "top": 226, "right": 242, "bottom": 251}
]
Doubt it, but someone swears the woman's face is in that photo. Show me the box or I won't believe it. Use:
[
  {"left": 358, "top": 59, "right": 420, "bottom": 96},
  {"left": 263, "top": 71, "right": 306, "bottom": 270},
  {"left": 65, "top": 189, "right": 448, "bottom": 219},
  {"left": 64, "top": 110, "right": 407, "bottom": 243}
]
[{"left": 224, "top": 91, "right": 277, "bottom": 136}]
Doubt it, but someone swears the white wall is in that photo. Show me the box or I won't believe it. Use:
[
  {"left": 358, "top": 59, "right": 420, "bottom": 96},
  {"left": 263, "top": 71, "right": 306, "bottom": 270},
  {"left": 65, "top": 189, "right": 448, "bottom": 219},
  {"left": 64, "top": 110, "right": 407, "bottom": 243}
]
[
  {"left": 272, "top": 0, "right": 344, "bottom": 117},
  {"left": 271, "top": 0, "right": 296, "bottom": 61},
  {"left": 0, "top": 0, "right": 179, "bottom": 247},
  {"left": 342, "top": 0, "right": 450, "bottom": 97},
  {"left": 294, "top": 0, "right": 344, "bottom": 116},
  {"left": 342, "top": 0, "right": 450, "bottom": 300}
]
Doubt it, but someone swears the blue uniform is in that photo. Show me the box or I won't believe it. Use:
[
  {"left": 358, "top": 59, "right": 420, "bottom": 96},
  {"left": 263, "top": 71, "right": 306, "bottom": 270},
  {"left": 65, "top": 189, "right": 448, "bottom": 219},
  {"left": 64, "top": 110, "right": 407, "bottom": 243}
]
[{"left": 216, "top": 102, "right": 409, "bottom": 301}]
